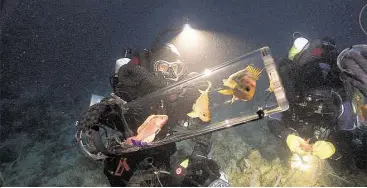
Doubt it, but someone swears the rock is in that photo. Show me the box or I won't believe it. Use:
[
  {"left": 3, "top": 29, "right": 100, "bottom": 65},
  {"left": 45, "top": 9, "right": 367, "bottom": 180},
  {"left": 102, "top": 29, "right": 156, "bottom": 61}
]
[
  {"left": 247, "top": 150, "right": 264, "bottom": 167},
  {"left": 234, "top": 167, "right": 241, "bottom": 173},
  {"left": 0, "top": 146, "right": 18, "bottom": 163},
  {"left": 249, "top": 170, "right": 261, "bottom": 187},
  {"left": 270, "top": 158, "right": 283, "bottom": 171},
  {"left": 238, "top": 158, "right": 251, "bottom": 172},
  {"left": 259, "top": 165, "right": 271, "bottom": 175},
  {"left": 261, "top": 169, "right": 280, "bottom": 186},
  {"left": 229, "top": 159, "right": 237, "bottom": 173},
  {"left": 271, "top": 163, "right": 282, "bottom": 171},
  {"left": 272, "top": 157, "right": 281, "bottom": 165}
]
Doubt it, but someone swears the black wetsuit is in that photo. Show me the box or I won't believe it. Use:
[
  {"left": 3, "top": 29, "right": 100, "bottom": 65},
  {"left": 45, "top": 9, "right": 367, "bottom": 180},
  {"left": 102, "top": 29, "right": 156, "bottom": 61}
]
[
  {"left": 266, "top": 39, "right": 367, "bottom": 171},
  {"left": 103, "top": 55, "right": 213, "bottom": 186},
  {"left": 267, "top": 38, "right": 345, "bottom": 142}
]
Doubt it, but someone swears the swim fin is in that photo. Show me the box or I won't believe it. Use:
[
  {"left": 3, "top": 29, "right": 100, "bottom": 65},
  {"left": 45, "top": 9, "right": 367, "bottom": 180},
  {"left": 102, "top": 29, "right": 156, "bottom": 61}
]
[{"left": 312, "top": 141, "right": 336, "bottom": 159}]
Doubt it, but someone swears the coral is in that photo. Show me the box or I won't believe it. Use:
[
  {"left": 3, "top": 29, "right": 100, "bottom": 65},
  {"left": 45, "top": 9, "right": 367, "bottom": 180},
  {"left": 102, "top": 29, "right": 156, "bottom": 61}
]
[{"left": 208, "top": 118, "right": 367, "bottom": 187}]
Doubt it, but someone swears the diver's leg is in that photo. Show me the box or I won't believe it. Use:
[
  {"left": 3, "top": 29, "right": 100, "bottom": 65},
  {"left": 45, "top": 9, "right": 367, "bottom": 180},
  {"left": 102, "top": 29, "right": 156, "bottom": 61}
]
[{"left": 103, "top": 157, "right": 129, "bottom": 187}]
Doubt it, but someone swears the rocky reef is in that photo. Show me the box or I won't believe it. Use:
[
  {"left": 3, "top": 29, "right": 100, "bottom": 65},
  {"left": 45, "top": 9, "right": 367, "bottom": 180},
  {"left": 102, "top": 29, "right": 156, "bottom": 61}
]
[{"left": 206, "top": 120, "right": 367, "bottom": 187}]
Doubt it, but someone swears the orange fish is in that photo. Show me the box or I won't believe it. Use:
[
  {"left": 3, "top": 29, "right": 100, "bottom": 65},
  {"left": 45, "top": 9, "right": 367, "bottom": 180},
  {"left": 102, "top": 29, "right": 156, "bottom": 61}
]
[
  {"left": 126, "top": 115, "right": 168, "bottom": 144},
  {"left": 187, "top": 81, "right": 212, "bottom": 122},
  {"left": 361, "top": 105, "right": 367, "bottom": 122},
  {"left": 358, "top": 103, "right": 367, "bottom": 122},
  {"left": 218, "top": 65, "right": 263, "bottom": 104}
]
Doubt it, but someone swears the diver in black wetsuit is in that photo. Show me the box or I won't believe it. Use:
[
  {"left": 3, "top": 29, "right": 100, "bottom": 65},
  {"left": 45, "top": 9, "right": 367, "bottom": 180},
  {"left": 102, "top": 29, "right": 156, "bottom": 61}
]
[
  {"left": 102, "top": 43, "right": 218, "bottom": 186},
  {"left": 268, "top": 37, "right": 344, "bottom": 141},
  {"left": 268, "top": 36, "right": 367, "bottom": 170},
  {"left": 267, "top": 37, "right": 346, "bottom": 159}
]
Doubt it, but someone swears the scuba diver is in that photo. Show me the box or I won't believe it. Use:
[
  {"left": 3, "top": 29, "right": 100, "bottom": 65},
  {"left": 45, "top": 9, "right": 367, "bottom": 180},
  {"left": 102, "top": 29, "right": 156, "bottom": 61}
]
[
  {"left": 112, "top": 43, "right": 214, "bottom": 162},
  {"left": 268, "top": 35, "right": 367, "bottom": 169},
  {"left": 267, "top": 36, "right": 344, "bottom": 160},
  {"left": 78, "top": 42, "right": 222, "bottom": 186}
]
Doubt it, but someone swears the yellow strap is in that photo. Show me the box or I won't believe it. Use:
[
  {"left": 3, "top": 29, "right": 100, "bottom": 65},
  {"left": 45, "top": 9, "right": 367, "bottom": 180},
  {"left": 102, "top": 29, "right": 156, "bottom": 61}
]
[{"left": 180, "top": 158, "right": 189, "bottom": 168}]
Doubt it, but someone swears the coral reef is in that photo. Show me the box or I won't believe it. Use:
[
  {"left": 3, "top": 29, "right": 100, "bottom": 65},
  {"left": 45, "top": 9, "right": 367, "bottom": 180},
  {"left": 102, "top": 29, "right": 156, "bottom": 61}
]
[
  {"left": 209, "top": 120, "right": 367, "bottom": 187},
  {"left": 2, "top": 93, "right": 367, "bottom": 187}
]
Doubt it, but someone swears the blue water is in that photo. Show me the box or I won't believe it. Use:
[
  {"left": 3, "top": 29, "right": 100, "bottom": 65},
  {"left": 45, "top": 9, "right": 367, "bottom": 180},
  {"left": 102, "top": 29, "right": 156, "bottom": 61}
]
[{"left": 1, "top": 0, "right": 366, "bottom": 186}]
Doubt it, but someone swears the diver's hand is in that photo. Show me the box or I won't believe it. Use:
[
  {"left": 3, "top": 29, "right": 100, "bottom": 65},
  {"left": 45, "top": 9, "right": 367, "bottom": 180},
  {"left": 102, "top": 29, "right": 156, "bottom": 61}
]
[
  {"left": 340, "top": 50, "right": 367, "bottom": 97},
  {"left": 108, "top": 93, "right": 127, "bottom": 108}
]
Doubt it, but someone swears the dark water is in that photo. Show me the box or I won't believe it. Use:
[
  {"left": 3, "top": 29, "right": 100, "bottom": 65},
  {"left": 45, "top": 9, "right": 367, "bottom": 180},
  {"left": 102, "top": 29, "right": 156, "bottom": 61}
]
[{"left": 1, "top": 0, "right": 367, "bottom": 186}]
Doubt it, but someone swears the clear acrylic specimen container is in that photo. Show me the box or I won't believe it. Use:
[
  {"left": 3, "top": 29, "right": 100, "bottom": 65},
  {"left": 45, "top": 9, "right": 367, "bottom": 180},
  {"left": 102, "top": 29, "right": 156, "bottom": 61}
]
[{"left": 116, "top": 47, "right": 289, "bottom": 153}]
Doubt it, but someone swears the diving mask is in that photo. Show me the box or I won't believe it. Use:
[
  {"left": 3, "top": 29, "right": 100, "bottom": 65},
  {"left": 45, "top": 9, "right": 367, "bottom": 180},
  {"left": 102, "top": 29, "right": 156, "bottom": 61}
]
[{"left": 154, "top": 59, "right": 185, "bottom": 81}]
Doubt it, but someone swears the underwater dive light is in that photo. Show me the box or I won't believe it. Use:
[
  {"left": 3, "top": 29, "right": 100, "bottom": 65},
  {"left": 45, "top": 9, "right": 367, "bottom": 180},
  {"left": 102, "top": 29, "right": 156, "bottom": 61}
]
[
  {"left": 288, "top": 35, "right": 309, "bottom": 61},
  {"left": 115, "top": 48, "right": 132, "bottom": 74},
  {"left": 152, "top": 23, "right": 197, "bottom": 49},
  {"left": 183, "top": 24, "right": 193, "bottom": 33}
]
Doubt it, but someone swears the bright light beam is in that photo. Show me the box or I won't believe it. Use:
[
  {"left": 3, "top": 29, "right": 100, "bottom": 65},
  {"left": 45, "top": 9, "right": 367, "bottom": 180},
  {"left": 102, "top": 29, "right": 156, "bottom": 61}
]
[
  {"left": 290, "top": 154, "right": 312, "bottom": 171},
  {"left": 183, "top": 24, "right": 193, "bottom": 33},
  {"left": 179, "top": 24, "right": 198, "bottom": 46}
]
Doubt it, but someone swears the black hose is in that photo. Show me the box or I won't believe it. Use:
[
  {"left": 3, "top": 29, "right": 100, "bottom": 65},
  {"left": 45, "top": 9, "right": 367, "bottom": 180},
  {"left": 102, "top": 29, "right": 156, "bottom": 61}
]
[
  {"left": 109, "top": 74, "right": 119, "bottom": 93},
  {"left": 117, "top": 64, "right": 142, "bottom": 87}
]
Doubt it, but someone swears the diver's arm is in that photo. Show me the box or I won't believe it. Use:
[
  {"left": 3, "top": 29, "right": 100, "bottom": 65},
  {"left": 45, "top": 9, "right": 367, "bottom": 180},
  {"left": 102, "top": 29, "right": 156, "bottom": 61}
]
[{"left": 341, "top": 50, "right": 367, "bottom": 97}]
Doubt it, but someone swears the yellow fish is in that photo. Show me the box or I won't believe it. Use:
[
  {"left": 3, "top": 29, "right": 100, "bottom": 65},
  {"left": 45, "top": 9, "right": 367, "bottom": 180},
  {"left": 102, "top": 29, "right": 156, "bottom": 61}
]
[
  {"left": 187, "top": 81, "right": 212, "bottom": 122},
  {"left": 355, "top": 93, "right": 367, "bottom": 122},
  {"left": 218, "top": 65, "right": 263, "bottom": 104},
  {"left": 353, "top": 93, "right": 367, "bottom": 122},
  {"left": 267, "top": 74, "right": 275, "bottom": 93}
]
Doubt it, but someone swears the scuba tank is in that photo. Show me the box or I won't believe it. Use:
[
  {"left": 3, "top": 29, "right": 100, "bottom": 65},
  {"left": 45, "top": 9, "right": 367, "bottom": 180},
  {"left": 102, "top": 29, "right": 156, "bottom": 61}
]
[
  {"left": 288, "top": 32, "right": 309, "bottom": 61},
  {"left": 115, "top": 48, "right": 132, "bottom": 74},
  {"left": 110, "top": 48, "right": 132, "bottom": 92}
]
